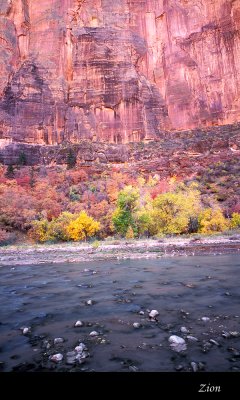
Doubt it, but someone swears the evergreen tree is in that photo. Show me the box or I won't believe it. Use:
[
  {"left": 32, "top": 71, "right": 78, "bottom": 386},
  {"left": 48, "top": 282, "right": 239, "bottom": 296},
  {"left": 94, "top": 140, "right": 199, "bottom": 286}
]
[{"left": 67, "top": 148, "right": 77, "bottom": 169}]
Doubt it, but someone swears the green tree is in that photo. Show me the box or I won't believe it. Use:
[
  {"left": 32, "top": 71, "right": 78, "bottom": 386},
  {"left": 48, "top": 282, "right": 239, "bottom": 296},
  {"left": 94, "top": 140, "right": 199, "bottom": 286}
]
[
  {"left": 18, "top": 151, "right": 27, "bottom": 166},
  {"left": 5, "top": 164, "right": 15, "bottom": 179},
  {"left": 30, "top": 167, "right": 35, "bottom": 188},
  {"left": 112, "top": 186, "right": 139, "bottom": 236},
  {"left": 67, "top": 148, "right": 77, "bottom": 169}
]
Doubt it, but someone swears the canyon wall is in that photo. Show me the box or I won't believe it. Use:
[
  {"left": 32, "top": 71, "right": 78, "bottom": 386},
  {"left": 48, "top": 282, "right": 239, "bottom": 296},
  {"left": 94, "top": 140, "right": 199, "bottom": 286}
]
[{"left": 0, "top": 0, "right": 240, "bottom": 145}]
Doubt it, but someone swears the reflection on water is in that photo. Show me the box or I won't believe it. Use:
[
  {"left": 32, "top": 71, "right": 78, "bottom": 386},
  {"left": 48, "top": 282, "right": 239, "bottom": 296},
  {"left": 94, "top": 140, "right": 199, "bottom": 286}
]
[{"left": 0, "top": 254, "right": 240, "bottom": 371}]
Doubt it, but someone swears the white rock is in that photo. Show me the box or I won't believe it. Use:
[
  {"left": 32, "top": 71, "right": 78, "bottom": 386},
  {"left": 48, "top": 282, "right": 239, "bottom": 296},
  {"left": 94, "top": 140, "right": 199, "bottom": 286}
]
[
  {"left": 75, "top": 343, "right": 87, "bottom": 353},
  {"left": 133, "top": 322, "right": 141, "bottom": 329},
  {"left": 222, "top": 331, "right": 231, "bottom": 338},
  {"left": 43, "top": 340, "right": 51, "bottom": 349},
  {"left": 66, "top": 357, "right": 76, "bottom": 365},
  {"left": 149, "top": 310, "right": 159, "bottom": 319},
  {"left": 22, "top": 327, "right": 30, "bottom": 335},
  {"left": 230, "top": 331, "right": 240, "bottom": 337},
  {"left": 86, "top": 300, "right": 93, "bottom": 305},
  {"left": 169, "top": 335, "right": 186, "bottom": 345},
  {"left": 201, "top": 317, "right": 210, "bottom": 322},
  {"left": 168, "top": 335, "right": 187, "bottom": 352},
  {"left": 75, "top": 352, "right": 88, "bottom": 363},
  {"left": 190, "top": 362, "right": 198, "bottom": 372},
  {"left": 209, "top": 339, "right": 220, "bottom": 346},
  {"left": 139, "top": 311, "right": 145, "bottom": 315},
  {"left": 54, "top": 337, "right": 64, "bottom": 345},
  {"left": 74, "top": 320, "right": 83, "bottom": 327},
  {"left": 89, "top": 331, "right": 99, "bottom": 337},
  {"left": 78, "top": 351, "right": 89, "bottom": 359},
  {"left": 180, "top": 327, "right": 189, "bottom": 334},
  {"left": 49, "top": 353, "right": 63, "bottom": 363},
  {"left": 187, "top": 335, "right": 198, "bottom": 342}
]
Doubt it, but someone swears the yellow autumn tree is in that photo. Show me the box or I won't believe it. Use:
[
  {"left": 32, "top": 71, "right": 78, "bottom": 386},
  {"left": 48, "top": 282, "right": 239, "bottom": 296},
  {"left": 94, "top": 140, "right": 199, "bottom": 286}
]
[
  {"left": 125, "top": 226, "right": 135, "bottom": 239},
  {"left": 230, "top": 212, "right": 240, "bottom": 229},
  {"left": 66, "top": 211, "right": 100, "bottom": 241},
  {"left": 151, "top": 183, "right": 201, "bottom": 235},
  {"left": 198, "top": 208, "right": 229, "bottom": 234},
  {"left": 29, "top": 219, "right": 51, "bottom": 242}
]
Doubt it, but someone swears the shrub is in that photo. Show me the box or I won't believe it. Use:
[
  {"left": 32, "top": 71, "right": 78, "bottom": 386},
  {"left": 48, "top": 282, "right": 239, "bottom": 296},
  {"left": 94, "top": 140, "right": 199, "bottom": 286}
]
[
  {"left": 198, "top": 208, "right": 229, "bottom": 234},
  {"left": 66, "top": 211, "right": 100, "bottom": 241},
  {"left": 28, "top": 219, "right": 50, "bottom": 242},
  {"left": 230, "top": 213, "right": 240, "bottom": 229},
  {"left": 0, "top": 229, "right": 15, "bottom": 246},
  {"left": 125, "top": 226, "right": 135, "bottom": 239}
]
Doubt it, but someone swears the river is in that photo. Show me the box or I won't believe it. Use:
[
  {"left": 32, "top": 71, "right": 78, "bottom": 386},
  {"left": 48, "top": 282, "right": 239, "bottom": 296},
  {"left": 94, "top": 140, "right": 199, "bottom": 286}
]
[{"left": 0, "top": 254, "right": 240, "bottom": 372}]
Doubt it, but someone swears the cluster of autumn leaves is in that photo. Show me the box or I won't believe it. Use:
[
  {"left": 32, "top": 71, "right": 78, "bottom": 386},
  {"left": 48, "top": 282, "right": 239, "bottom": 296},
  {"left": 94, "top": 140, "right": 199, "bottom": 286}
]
[{"left": 0, "top": 164, "right": 239, "bottom": 244}]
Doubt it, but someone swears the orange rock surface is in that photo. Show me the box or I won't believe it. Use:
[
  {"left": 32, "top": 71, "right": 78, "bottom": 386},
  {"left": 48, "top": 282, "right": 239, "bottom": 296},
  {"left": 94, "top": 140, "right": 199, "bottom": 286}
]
[{"left": 0, "top": 0, "right": 240, "bottom": 145}]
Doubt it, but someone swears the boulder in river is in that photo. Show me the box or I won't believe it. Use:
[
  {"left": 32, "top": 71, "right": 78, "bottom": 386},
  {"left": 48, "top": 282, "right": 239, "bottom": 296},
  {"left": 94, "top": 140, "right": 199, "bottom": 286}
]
[
  {"left": 74, "top": 321, "right": 83, "bottom": 327},
  {"left": 49, "top": 353, "right": 63, "bottom": 363},
  {"left": 187, "top": 335, "right": 198, "bottom": 342},
  {"left": 168, "top": 335, "right": 187, "bottom": 352},
  {"left": 149, "top": 310, "right": 159, "bottom": 320},
  {"left": 54, "top": 338, "right": 64, "bottom": 345},
  {"left": 180, "top": 327, "right": 189, "bottom": 334},
  {"left": 201, "top": 317, "right": 210, "bottom": 322},
  {"left": 89, "top": 331, "right": 99, "bottom": 337},
  {"left": 133, "top": 322, "right": 141, "bottom": 329},
  {"left": 190, "top": 361, "right": 198, "bottom": 372},
  {"left": 21, "top": 327, "right": 30, "bottom": 335}
]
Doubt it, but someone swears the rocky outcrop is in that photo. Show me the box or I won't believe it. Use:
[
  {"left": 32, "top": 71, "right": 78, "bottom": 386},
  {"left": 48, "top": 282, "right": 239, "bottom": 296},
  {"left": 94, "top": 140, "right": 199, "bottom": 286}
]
[
  {"left": 1, "top": 124, "right": 239, "bottom": 182},
  {"left": 0, "top": 0, "right": 240, "bottom": 145}
]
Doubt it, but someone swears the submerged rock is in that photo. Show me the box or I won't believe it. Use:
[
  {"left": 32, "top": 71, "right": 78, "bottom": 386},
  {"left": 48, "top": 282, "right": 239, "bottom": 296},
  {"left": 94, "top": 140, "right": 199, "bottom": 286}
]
[
  {"left": 89, "top": 331, "right": 99, "bottom": 337},
  {"left": 187, "top": 335, "right": 198, "bottom": 342},
  {"left": 149, "top": 310, "right": 159, "bottom": 320},
  {"left": 222, "top": 331, "right": 231, "bottom": 338},
  {"left": 54, "top": 338, "right": 64, "bottom": 345},
  {"left": 21, "top": 327, "right": 30, "bottom": 335},
  {"left": 49, "top": 353, "right": 63, "bottom": 363},
  {"left": 180, "top": 327, "right": 189, "bottom": 334},
  {"left": 201, "top": 317, "right": 210, "bottom": 322},
  {"left": 230, "top": 331, "right": 240, "bottom": 338},
  {"left": 209, "top": 339, "right": 220, "bottom": 346},
  {"left": 74, "top": 321, "right": 83, "bottom": 327},
  {"left": 168, "top": 335, "right": 187, "bottom": 352},
  {"left": 76, "top": 343, "right": 87, "bottom": 352},
  {"left": 133, "top": 322, "right": 141, "bottom": 329},
  {"left": 86, "top": 300, "right": 93, "bottom": 306},
  {"left": 190, "top": 362, "right": 198, "bottom": 372}
]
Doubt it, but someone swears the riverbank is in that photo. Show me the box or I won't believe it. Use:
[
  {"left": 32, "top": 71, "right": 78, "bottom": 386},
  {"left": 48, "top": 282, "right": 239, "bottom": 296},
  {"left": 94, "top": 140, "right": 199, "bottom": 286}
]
[{"left": 0, "top": 235, "right": 240, "bottom": 266}]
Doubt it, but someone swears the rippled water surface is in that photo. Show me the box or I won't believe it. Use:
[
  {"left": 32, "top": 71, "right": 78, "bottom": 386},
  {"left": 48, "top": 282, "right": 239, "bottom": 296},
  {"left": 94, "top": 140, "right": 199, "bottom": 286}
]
[{"left": 0, "top": 254, "right": 240, "bottom": 371}]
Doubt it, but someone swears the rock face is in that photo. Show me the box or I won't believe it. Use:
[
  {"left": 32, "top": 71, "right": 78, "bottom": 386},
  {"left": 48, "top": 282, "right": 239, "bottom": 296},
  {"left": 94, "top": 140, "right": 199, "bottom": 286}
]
[{"left": 0, "top": 0, "right": 240, "bottom": 146}]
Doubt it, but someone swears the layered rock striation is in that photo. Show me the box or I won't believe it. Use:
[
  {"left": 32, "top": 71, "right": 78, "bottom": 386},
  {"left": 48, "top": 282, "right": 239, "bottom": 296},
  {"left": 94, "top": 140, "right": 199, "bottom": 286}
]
[{"left": 0, "top": 0, "right": 240, "bottom": 146}]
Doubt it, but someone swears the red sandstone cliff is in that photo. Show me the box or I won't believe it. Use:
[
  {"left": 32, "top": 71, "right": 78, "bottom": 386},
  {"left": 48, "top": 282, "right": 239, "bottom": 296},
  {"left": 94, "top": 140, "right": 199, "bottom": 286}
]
[{"left": 0, "top": 0, "right": 240, "bottom": 145}]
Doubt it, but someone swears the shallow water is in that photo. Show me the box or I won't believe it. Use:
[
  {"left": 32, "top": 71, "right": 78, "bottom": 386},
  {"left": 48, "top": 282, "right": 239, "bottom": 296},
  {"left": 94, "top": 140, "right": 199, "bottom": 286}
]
[{"left": 0, "top": 254, "right": 240, "bottom": 372}]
